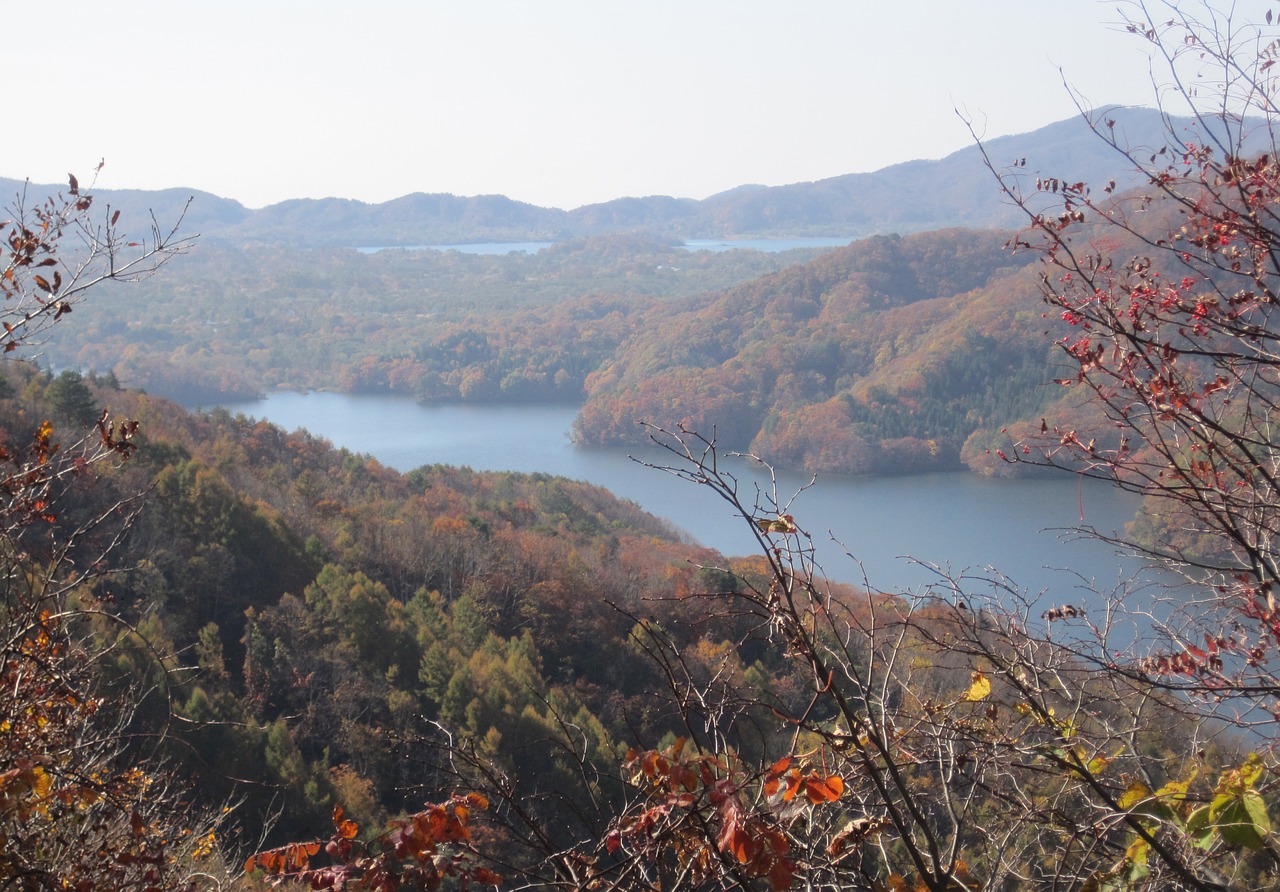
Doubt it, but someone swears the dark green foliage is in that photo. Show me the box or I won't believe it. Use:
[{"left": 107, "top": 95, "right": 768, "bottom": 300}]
[
  {"left": 26, "top": 381, "right": 788, "bottom": 850},
  {"left": 45, "top": 369, "right": 99, "bottom": 425}
]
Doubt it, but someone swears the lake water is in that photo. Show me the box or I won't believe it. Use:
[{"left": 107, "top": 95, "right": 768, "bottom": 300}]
[
  {"left": 681, "top": 237, "right": 854, "bottom": 252},
  {"left": 357, "top": 236, "right": 855, "bottom": 255},
  {"left": 212, "top": 392, "right": 1160, "bottom": 606}
]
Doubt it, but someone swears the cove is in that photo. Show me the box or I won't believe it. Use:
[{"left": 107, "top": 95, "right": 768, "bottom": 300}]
[{"left": 212, "top": 392, "right": 1156, "bottom": 601}]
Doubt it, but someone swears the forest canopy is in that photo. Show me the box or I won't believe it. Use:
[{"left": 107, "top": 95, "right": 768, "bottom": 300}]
[{"left": 7, "top": 3, "right": 1280, "bottom": 890}]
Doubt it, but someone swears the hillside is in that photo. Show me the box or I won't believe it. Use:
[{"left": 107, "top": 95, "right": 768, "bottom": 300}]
[
  {"left": 35, "top": 220, "right": 1081, "bottom": 478},
  {"left": 0, "top": 107, "right": 1193, "bottom": 246},
  {"left": 1, "top": 361, "right": 812, "bottom": 850},
  {"left": 14, "top": 105, "right": 1229, "bottom": 480},
  {"left": 35, "top": 232, "right": 826, "bottom": 404},
  {"left": 573, "top": 228, "right": 1064, "bottom": 473},
  {"left": 7, "top": 67, "right": 1277, "bottom": 886},
  {"left": 32, "top": 219, "right": 1105, "bottom": 476}
]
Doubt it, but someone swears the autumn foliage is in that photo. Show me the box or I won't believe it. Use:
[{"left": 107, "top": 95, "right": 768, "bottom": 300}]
[
  {"left": 246, "top": 798, "right": 501, "bottom": 891},
  {"left": 605, "top": 741, "right": 844, "bottom": 892},
  {"left": 9, "top": 5, "right": 1280, "bottom": 891},
  {"left": 0, "top": 178, "right": 213, "bottom": 889},
  {"left": 983, "top": 5, "right": 1280, "bottom": 724}
]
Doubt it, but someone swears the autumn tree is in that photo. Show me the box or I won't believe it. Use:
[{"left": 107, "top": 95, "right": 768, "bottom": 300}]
[
  {"left": 252, "top": 4, "right": 1280, "bottom": 890},
  {"left": 973, "top": 2, "right": 1280, "bottom": 728},
  {"left": 957, "top": 0, "right": 1280, "bottom": 883},
  {"left": 0, "top": 175, "right": 220, "bottom": 889}
]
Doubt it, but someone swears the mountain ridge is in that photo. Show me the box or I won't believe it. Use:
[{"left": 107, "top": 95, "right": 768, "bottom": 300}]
[{"left": 0, "top": 106, "right": 1200, "bottom": 247}]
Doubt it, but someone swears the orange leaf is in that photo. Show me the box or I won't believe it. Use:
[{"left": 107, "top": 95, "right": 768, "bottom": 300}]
[
  {"left": 764, "top": 757, "right": 792, "bottom": 797},
  {"left": 333, "top": 804, "right": 360, "bottom": 839},
  {"left": 288, "top": 843, "right": 318, "bottom": 870},
  {"left": 725, "top": 824, "right": 757, "bottom": 863},
  {"left": 766, "top": 756, "right": 792, "bottom": 777},
  {"left": 803, "top": 774, "right": 844, "bottom": 803}
]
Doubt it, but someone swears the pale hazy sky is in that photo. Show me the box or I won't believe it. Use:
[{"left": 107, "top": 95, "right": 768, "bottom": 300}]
[{"left": 5, "top": 2, "right": 1227, "bottom": 210}]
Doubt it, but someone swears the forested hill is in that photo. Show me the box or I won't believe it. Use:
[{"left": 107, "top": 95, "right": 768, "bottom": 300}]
[
  {"left": 0, "top": 360, "right": 787, "bottom": 849},
  {"left": 573, "top": 228, "right": 1062, "bottom": 474},
  {"left": 0, "top": 107, "right": 1182, "bottom": 246},
  {"left": 38, "top": 221, "right": 1096, "bottom": 476}
]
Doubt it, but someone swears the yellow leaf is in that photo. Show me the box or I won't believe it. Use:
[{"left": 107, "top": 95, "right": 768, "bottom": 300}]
[
  {"left": 755, "top": 514, "right": 798, "bottom": 534},
  {"left": 1118, "top": 780, "right": 1153, "bottom": 811},
  {"left": 963, "top": 671, "right": 992, "bottom": 701},
  {"left": 1238, "top": 752, "right": 1264, "bottom": 788},
  {"left": 1087, "top": 753, "right": 1113, "bottom": 774},
  {"left": 1155, "top": 778, "right": 1191, "bottom": 801},
  {"left": 1125, "top": 835, "right": 1150, "bottom": 866}
]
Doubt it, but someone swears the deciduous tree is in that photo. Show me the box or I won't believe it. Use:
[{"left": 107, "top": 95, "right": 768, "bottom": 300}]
[{"left": 0, "top": 176, "right": 217, "bottom": 889}]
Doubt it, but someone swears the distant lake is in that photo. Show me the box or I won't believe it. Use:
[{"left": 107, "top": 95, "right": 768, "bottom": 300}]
[
  {"left": 356, "top": 236, "right": 855, "bottom": 255},
  {"left": 212, "top": 392, "right": 1162, "bottom": 610},
  {"left": 357, "top": 241, "right": 556, "bottom": 255},
  {"left": 681, "top": 237, "right": 854, "bottom": 252}
]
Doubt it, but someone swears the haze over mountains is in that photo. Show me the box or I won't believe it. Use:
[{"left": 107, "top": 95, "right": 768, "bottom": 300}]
[
  {"left": 26, "top": 104, "right": 1240, "bottom": 478},
  {"left": 0, "top": 107, "right": 1192, "bottom": 246}
]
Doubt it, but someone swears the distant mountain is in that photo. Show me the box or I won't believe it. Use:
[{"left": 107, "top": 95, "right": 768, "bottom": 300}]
[
  {"left": 0, "top": 179, "right": 252, "bottom": 238},
  {"left": 0, "top": 107, "right": 1223, "bottom": 247}
]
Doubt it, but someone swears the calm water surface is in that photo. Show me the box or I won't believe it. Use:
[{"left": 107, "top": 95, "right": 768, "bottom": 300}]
[
  {"left": 357, "top": 237, "right": 856, "bottom": 255},
  {"left": 212, "top": 393, "right": 1158, "bottom": 603}
]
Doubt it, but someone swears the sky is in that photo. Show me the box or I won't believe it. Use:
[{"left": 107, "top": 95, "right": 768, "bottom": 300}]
[{"left": 4, "top": 1, "right": 1238, "bottom": 210}]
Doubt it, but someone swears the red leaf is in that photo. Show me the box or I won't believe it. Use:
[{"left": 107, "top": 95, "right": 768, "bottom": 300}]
[
  {"left": 474, "top": 867, "right": 503, "bottom": 885},
  {"left": 719, "top": 817, "right": 757, "bottom": 864},
  {"left": 768, "top": 856, "right": 798, "bottom": 892}
]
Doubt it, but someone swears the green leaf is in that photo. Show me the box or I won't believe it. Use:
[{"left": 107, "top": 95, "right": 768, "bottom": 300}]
[
  {"left": 1186, "top": 804, "right": 1214, "bottom": 849},
  {"left": 1243, "top": 789, "right": 1271, "bottom": 836},
  {"left": 1214, "top": 798, "right": 1267, "bottom": 851}
]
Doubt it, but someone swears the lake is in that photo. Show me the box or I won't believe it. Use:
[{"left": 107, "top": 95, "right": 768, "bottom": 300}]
[
  {"left": 212, "top": 392, "right": 1160, "bottom": 606},
  {"left": 357, "top": 236, "right": 857, "bottom": 255}
]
